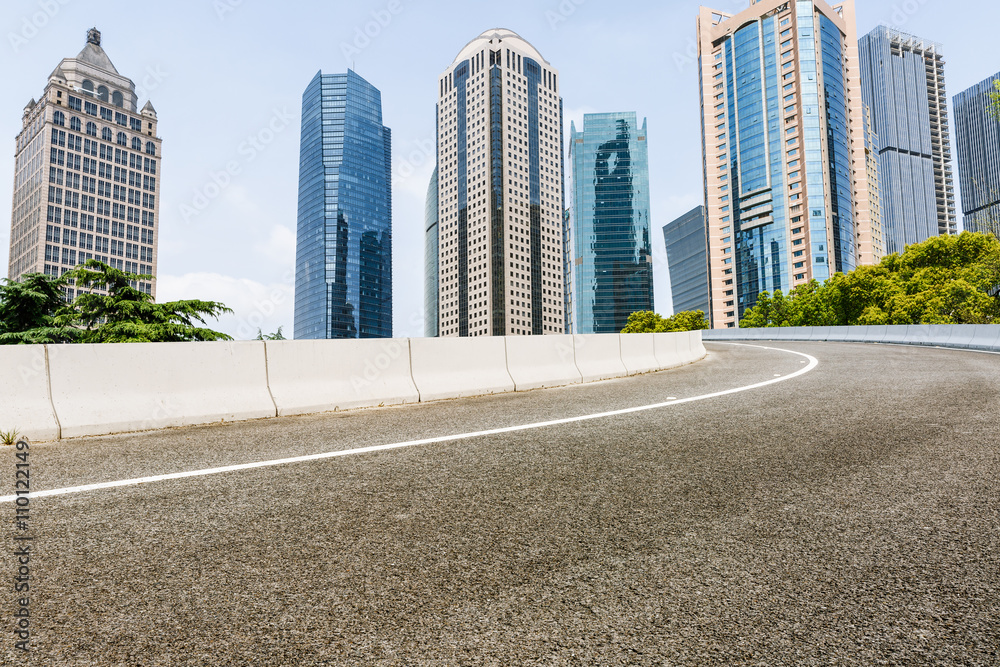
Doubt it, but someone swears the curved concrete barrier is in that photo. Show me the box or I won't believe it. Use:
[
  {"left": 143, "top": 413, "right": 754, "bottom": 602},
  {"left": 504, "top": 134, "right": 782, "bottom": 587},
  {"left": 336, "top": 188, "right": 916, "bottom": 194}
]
[
  {"left": 409, "top": 337, "right": 514, "bottom": 402},
  {"left": 504, "top": 335, "right": 582, "bottom": 391},
  {"left": 0, "top": 346, "right": 60, "bottom": 442},
  {"left": 881, "top": 326, "right": 910, "bottom": 345},
  {"left": 266, "top": 339, "right": 419, "bottom": 416},
  {"left": 620, "top": 333, "right": 660, "bottom": 375},
  {"left": 809, "top": 327, "right": 831, "bottom": 341},
  {"left": 573, "top": 334, "right": 627, "bottom": 383},
  {"left": 923, "top": 326, "right": 956, "bottom": 347},
  {"left": 653, "top": 332, "right": 681, "bottom": 369},
  {"left": 48, "top": 342, "right": 276, "bottom": 439},
  {"left": 674, "top": 331, "right": 705, "bottom": 365},
  {"left": 862, "top": 325, "right": 888, "bottom": 343},
  {"left": 964, "top": 325, "right": 1000, "bottom": 351}
]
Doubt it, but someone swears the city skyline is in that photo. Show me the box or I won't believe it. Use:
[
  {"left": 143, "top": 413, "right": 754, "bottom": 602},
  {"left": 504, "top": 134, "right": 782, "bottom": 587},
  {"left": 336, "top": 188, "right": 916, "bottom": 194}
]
[{"left": 1, "top": 0, "right": 996, "bottom": 338}]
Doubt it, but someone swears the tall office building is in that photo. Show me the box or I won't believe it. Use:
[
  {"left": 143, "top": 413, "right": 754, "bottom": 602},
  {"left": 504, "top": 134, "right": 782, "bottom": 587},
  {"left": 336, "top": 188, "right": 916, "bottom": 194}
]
[
  {"left": 424, "top": 166, "right": 439, "bottom": 337},
  {"left": 697, "top": 0, "right": 874, "bottom": 328},
  {"left": 8, "top": 28, "right": 162, "bottom": 299},
  {"left": 953, "top": 72, "right": 1000, "bottom": 237},
  {"left": 569, "top": 112, "right": 653, "bottom": 334},
  {"left": 861, "top": 104, "right": 885, "bottom": 264},
  {"left": 663, "top": 206, "right": 710, "bottom": 316},
  {"left": 294, "top": 70, "right": 392, "bottom": 340},
  {"left": 858, "top": 26, "right": 956, "bottom": 254},
  {"left": 435, "top": 29, "right": 566, "bottom": 337}
]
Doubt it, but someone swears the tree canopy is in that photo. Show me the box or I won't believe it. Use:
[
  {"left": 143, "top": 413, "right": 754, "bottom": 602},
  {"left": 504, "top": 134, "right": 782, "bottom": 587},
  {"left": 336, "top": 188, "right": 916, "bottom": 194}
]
[
  {"left": 0, "top": 261, "right": 233, "bottom": 344},
  {"left": 622, "top": 310, "right": 710, "bottom": 333},
  {"left": 741, "top": 232, "right": 1000, "bottom": 328}
]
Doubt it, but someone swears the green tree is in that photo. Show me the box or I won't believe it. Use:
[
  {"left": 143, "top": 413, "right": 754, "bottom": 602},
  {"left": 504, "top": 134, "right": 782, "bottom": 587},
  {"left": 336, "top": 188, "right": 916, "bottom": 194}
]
[
  {"left": 255, "top": 326, "right": 286, "bottom": 341},
  {"left": 68, "top": 260, "right": 233, "bottom": 343},
  {"left": 741, "top": 232, "right": 1000, "bottom": 327},
  {"left": 0, "top": 273, "right": 79, "bottom": 345},
  {"left": 621, "top": 310, "right": 710, "bottom": 333}
]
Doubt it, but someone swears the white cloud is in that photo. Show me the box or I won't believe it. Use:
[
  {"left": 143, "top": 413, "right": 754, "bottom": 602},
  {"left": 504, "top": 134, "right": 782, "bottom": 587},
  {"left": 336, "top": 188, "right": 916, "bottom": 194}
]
[
  {"left": 253, "top": 224, "right": 297, "bottom": 267},
  {"left": 157, "top": 272, "right": 294, "bottom": 341}
]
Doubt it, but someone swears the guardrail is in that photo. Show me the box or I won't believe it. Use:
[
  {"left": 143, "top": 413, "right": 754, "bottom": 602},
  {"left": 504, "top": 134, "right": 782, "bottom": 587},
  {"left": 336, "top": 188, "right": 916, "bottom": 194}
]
[
  {"left": 0, "top": 331, "right": 707, "bottom": 442},
  {"left": 703, "top": 324, "right": 1000, "bottom": 352}
]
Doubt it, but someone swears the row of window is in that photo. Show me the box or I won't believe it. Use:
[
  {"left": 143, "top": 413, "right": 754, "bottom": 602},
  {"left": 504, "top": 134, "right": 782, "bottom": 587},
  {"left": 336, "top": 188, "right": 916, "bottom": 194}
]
[
  {"left": 53, "top": 111, "right": 156, "bottom": 155},
  {"left": 47, "top": 203, "right": 155, "bottom": 229},
  {"left": 50, "top": 167, "right": 155, "bottom": 193},
  {"left": 45, "top": 239, "right": 153, "bottom": 262},
  {"left": 46, "top": 222, "right": 153, "bottom": 245}
]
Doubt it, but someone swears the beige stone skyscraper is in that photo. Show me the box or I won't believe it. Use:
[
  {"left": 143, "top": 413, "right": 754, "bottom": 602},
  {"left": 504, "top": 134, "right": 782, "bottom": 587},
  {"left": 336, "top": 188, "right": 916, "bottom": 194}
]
[
  {"left": 8, "top": 28, "right": 162, "bottom": 299},
  {"left": 435, "top": 29, "right": 565, "bottom": 337},
  {"left": 697, "top": 0, "right": 874, "bottom": 328}
]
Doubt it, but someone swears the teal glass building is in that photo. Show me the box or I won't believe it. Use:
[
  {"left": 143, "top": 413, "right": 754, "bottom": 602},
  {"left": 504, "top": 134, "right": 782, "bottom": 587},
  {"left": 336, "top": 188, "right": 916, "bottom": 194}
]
[
  {"left": 569, "top": 112, "right": 653, "bottom": 334},
  {"left": 953, "top": 72, "right": 1000, "bottom": 237},
  {"left": 294, "top": 70, "right": 392, "bottom": 340}
]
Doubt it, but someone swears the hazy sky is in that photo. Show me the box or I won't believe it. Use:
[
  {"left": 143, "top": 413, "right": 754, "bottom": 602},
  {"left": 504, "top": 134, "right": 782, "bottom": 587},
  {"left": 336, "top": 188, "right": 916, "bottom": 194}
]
[{"left": 1, "top": 0, "right": 996, "bottom": 338}]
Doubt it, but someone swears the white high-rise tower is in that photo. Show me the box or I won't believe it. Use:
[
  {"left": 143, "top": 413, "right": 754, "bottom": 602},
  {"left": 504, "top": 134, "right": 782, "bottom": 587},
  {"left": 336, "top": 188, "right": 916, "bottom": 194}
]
[{"left": 435, "top": 29, "right": 566, "bottom": 337}]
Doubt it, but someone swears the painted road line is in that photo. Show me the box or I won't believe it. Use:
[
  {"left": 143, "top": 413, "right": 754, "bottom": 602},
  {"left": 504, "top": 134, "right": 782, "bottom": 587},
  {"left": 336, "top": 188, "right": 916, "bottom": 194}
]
[{"left": 0, "top": 344, "right": 817, "bottom": 503}]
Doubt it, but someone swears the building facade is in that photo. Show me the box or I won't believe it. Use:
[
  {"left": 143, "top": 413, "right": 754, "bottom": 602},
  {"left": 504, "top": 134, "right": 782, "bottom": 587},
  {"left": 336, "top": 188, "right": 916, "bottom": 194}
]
[
  {"left": 424, "top": 166, "right": 439, "bottom": 337},
  {"left": 294, "top": 70, "right": 392, "bottom": 340},
  {"left": 569, "top": 112, "right": 653, "bottom": 334},
  {"left": 697, "top": 0, "right": 874, "bottom": 328},
  {"left": 663, "top": 206, "right": 711, "bottom": 316},
  {"left": 861, "top": 104, "right": 885, "bottom": 263},
  {"left": 953, "top": 72, "right": 1000, "bottom": 237},
  {"left": 858, "top": 26, "right": 956, "bottom": 254},
  {"left": 435, "top": 29, "right": 566, "bottom": 337},
  {"left": 8, "top": 28, "right": 162, "bottom": 299}
]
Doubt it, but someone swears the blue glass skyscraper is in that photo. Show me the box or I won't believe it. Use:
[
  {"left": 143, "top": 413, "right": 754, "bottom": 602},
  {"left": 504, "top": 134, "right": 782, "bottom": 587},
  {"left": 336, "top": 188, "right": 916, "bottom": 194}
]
[
  {"left": 294, "top": 70, "right": 392, "bottom": 340},
  {"left": 663, "top": 206, "right": 710, "bottom": 316},
  {"left": 858, "top": 26, "right": 956, "bottom": 254},
  {"left": 953, "top": 72, "right": 1000, "bottom": 237},
  {"left": 569, "top": 113, "right": 653, "bottom": 334}
]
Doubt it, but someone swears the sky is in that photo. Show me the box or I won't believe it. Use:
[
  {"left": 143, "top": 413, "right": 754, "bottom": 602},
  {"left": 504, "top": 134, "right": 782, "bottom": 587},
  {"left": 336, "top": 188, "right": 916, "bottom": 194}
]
[{"left": 1, "top": 0, "right": 997, "bottom": 339}]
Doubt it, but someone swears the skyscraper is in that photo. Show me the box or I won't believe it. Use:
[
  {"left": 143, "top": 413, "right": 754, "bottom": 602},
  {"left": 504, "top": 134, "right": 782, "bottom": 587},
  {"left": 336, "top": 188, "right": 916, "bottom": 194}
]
[
  {"left": 697, "top": 0, "right": 874, "bottom": 328},
  {"left": 858, "top": 26, "right": 956, "bottom": 254},
  {"left": 435, "top": 29, "right": 566, "bottom": 337},
  {"left": 569, "top": 112, "right": 653, "bottom": 334},
  {"left": 663, "top": 206, "right": 710, "bottom": 317},
  {"left": 8, "top": 28, "right": 162, "bottom": 299},
  {"left": 424, "top": 166, "right": 439, "bottom": 337},
  {"left": 953, "top": 72, "right": 1000, "bottom": 237},
  {"left": 294, "top": 70, "right": 392, "bottom": 340}
]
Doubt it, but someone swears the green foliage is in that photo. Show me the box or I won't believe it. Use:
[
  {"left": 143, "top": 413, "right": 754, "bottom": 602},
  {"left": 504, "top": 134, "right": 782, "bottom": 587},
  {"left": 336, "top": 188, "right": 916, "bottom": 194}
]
[
  {"left": 0, "top": 261, "right": 233, "bottom": 344},
  {"left": 0, "top": 429, "right": 20, "bottom": 446},
  {"left": 622, "top": 310, "right": 710, "bottom": 333},
  {"left": 69, "top": 261, "right": 233, "bottom": 343},
  {"left": 0, "top": 273, "right": 79, "bottom": 345},
  {"left": 741, "top": 232, "right": 1000, "bottom": 327},
  {"left": 255, "top": 326, "right": 286, "bottom": 341}
]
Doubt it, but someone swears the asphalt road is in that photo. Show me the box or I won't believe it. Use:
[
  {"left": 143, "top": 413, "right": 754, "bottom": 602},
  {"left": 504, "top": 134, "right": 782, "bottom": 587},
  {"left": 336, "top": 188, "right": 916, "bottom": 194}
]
[{"left": 3, "top": 342, "right": 999, "bottom": 665}]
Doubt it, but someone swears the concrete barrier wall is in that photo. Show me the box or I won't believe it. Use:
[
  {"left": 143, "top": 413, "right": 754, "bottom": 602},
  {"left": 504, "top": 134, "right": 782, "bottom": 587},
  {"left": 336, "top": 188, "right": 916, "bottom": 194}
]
[
  {"left": 573, "top": 334, "right": 627, "bottom": 383},
  {"left": 0, "top": 346, "right": 60, "bottom": 442},
  {"left": 620, "top": 333, "right": 660, "bottom": 375},
  {"left": 2, "top": 331, "right": 710, "bottom": 442},
  {"left": 505, "top": 335, "right": 582, "bottom": 391},
  {"left": 266, "top": 339, "right": 419, "bottom": 416},
  {"left": 703, "top": 325, "right": 1000, "bottom": 353},
  {"left": 48, "top": 342, "right": 277, "bottom": 439},
  {"left": 409, "top": 337, "right": 515, "bottom": 402}
]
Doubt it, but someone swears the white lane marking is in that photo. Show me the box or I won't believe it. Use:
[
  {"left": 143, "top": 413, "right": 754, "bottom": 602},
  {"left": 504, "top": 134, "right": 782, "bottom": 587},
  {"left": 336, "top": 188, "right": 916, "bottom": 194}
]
[{"left": 1, "top": 345, "right": 817, "bottom": 503}]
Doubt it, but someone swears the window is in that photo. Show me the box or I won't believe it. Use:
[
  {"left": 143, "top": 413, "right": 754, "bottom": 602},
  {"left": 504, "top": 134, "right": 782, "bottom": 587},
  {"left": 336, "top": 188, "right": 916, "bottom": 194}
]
[
  {"left": 82, "top": 80, "right": 94, "bottom": 95},
  {"left": 100, "top": 106, "right": 113, "bottom": 121},
  {"left": 102, "top": 127, "right": 113, "bottom": 142},
  {"left": 53, "top": 110, "right": 65, "bottom": 126},
  {"left": 145, "top": 142, "right": 156, "bottom": 156},
  {"left": 117, "top": 132, "right": 128, "bottom": 146},
  {"left": 86, "top": 122, "right": 97, "bottom": 137},
  {"left": 84, "top": 101, "right": 98, "bottom": 116},
  {"left": 68, "top": 96, "right": 82, "bottom": 111},
  {"left": 112, "top": 91, "right": 124, "bottom": 107},
  {"left": 131, "top": 137, "right": 142, "bottom": 151},
  {"left": 130, "top": 118, "right": 142, "bottom": 132},
  {"left": 70, "top": 117, "right": 82, "bottom": 132}
]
